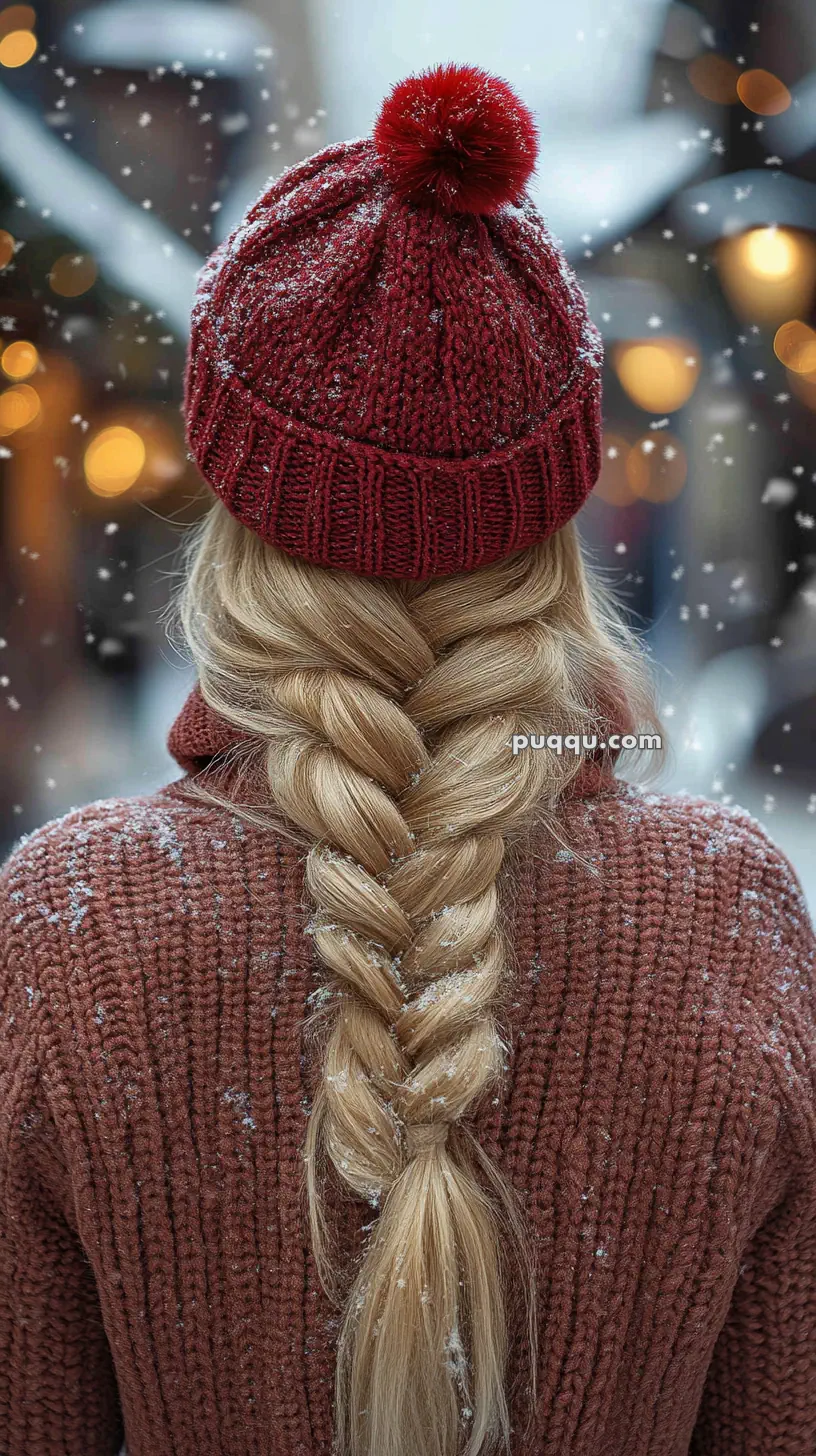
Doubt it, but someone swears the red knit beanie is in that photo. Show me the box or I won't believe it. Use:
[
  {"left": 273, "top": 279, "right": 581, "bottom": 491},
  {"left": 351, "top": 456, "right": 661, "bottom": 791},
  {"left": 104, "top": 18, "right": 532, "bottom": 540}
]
[{"left": 182, "top": 63, "right": 604, "bottom": 579}]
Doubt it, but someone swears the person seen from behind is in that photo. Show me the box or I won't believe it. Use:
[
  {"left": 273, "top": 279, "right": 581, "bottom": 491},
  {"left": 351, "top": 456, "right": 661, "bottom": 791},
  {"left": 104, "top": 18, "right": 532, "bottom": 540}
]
[{"left": 1, "top": 61, "right": 815, "bottom": 1456}]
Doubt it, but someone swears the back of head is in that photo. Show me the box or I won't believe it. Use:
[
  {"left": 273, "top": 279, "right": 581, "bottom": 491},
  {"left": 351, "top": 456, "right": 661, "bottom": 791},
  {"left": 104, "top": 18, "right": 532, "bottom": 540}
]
[{"left": 175, "top": 62, "right": 662, "bottom": 1456}]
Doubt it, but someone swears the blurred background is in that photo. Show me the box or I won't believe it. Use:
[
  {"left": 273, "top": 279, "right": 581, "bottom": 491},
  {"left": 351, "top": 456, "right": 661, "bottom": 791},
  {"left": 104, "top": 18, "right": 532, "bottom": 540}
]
[{"left": 0, "top": 0, "right": 814, "bottom": 902}]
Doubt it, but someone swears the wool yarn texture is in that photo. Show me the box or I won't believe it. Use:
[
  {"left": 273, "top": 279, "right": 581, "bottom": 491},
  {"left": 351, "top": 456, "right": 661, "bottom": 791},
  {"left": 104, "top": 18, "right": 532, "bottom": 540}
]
[
  {"left": 3, "top": 61, "right": 816, "bottom": 1456},
  {"left": 1, "top": 686, "right": 815, "bottom": 1454},
  {"left": 182, "top": 64, "right": 604, "bottom": 578}
]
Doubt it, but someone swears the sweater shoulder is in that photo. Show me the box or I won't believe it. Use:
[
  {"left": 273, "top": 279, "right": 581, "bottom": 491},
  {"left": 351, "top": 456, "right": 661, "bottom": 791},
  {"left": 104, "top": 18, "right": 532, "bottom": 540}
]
[
  {"left": 547, "top": 778, "right": 815, "bottom": 1005},
  {"left": 0, "top": 782, "right": 260, "bottom": 958},
  {"left": 571, "top": 778, "right": 807, "bottom": 892},
  {"left": 0, "top": 784, "right": 306, "bottom": 1101},
  {"left": 560, "top": 780, "right": 816, "bottom": 1111},
  {"left": 2, "top": 783, "right": 211, "bottom": 891}
]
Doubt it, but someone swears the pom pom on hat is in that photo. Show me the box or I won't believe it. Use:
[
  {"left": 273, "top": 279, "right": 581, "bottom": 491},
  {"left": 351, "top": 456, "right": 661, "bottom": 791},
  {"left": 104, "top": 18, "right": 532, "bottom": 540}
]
[{"left": 373, "top": 62, "right": 539, "bottom": 215}]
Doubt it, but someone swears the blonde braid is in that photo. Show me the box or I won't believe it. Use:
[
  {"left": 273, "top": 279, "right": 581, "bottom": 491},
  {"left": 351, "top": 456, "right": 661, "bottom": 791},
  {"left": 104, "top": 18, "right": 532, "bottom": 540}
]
[{"left": 176, "top": 501, "right": 662, "bottom": 1456}]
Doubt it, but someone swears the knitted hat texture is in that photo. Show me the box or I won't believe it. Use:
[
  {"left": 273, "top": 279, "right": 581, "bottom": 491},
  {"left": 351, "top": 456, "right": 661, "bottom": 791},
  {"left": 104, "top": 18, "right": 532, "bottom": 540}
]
[{"left": 182, "top": 63, "right": 604, "bottom": 578}]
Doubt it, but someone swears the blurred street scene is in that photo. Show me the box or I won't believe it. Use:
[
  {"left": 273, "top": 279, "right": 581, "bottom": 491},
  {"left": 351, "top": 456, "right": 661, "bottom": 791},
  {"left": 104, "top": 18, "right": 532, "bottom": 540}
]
[{"left": 0, "top": 0, "right": 814, "bottom": 902}]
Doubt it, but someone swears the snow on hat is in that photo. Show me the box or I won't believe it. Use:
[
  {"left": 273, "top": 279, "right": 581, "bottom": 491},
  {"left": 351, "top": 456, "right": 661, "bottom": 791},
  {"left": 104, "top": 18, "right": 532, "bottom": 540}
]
[{"left": 182, "top": 62, "right": 604, "bottom": 579}]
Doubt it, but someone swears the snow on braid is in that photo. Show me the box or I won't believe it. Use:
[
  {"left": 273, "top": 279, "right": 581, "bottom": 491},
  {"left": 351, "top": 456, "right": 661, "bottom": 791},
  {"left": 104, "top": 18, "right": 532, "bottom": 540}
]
[{"left": 175, "top": 505, "right": 662, "bottom": 1456}]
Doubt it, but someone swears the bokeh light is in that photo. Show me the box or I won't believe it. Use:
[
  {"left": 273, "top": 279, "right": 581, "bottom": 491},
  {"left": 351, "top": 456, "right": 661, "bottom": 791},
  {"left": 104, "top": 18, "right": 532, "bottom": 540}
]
[
  {"left": 48, "top": 253, "right": 98, "bottom": 298},
  {"left": 613, "top": 339, "right": 700, "bottom": 414},
  {"left": 84, "top": 426, "right": 147, "bottom": 497},
  {"left": 774, "top": 320, "right": 816, "bottom": 375},
  {"left": 0, "top": 27, "right": 36, "bottom": 67},
  {"left": 687, "top": 54, "right": 739, "bottom": 104},
  {"left": 592, "top": 434, "right": 637, "bottom": 506},
  {"left": 626, "top": 435, "right": 687, "bottom": 504},
  {"left": 1, "top": 340, "right": 38, "bottom": 380},
  {"left": 0, "top": 382, "right": 40, "bottom": 435},
  {"left": 0, "top": 230, "right": 14, "bottom": 269},
  {"left": 736, "top": 68, "right": 791, "bottom": 115},
  {"left": 0, "top": 5, "right": 35, "bottom": 33},
  {"left": 716, "top": 228, "right": 816, "bottom": 324},
  {"left": 742, "top": 228, "right": 799, "bottom": 280}
]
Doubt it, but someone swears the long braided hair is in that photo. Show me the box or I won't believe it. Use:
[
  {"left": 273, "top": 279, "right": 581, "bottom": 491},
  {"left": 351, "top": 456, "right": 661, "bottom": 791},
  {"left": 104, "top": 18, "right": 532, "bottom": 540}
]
[{"left": 175, "top": 499, "right": 662, "bottom": 1456}]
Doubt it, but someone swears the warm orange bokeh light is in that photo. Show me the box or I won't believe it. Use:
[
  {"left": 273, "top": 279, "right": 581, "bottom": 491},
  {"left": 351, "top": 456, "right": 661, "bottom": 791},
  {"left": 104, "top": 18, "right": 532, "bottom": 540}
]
[
  {"left": 716, "top": 229, "right": 816, "bottom": 325},
  {"left": 774, "top": 320, "right": 816, "bottom": 375},
  {"left": 84, "top": 426, "right": 147, "bottom": 497},
  {"left": 0, "top": 27, "right": 36, "bottom": 66},
  {"left": 0, "top": 5, "right": 35, "bottom": 35},
  {"left": 48, "top": 252, "right": 98, "bottom": 298},
  {"left": 593, "top": 434, "right": 637, "bottom": 506},
  {"left": 0, "top": 229, "right": 13, "bottom": 268},
  {"left": 613, "top": 339, "right": 700, "bottom": 414},
  {"left": 741, "top": 227, "right": 798, "bottom": 280},
  {"left": 82, "top": 410, "right": 186, "bottom": 504},
  {"left": 736, "top": 68, "right": 791, "bottom": 115},
  {"left": 687, "top": 54, "right": 740, "bottom": 104},
  {"left": 626, "top": 435, "right": 687, "bottom": 504},
  {"left": 1, "top": 339, "right": 38, "bottom": 380},
  {"left": 0, "top": 382, "right": 40, "bottom": 435}
]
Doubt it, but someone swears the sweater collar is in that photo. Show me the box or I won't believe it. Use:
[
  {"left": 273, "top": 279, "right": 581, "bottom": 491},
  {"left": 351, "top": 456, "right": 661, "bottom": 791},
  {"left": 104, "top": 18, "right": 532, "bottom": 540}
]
[
  {"left": 168, "top": 684, "right": 242, "bottom": 774},
  {"left": 167, "top": 685, "right": 621, "bottom": 799}
]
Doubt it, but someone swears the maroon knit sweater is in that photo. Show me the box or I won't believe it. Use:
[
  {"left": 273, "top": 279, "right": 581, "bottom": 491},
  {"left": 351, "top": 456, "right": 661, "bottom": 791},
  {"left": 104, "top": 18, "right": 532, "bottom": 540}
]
[{"left": 1, "top": 686, "right": 815, "bottom": 1456}]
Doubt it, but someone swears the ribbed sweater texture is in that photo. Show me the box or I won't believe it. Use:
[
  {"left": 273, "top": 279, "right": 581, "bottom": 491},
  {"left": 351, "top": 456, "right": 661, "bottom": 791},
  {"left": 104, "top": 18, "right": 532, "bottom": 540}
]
[{"left": 1, "top": 688, "right": 815, "bottom": 1456}]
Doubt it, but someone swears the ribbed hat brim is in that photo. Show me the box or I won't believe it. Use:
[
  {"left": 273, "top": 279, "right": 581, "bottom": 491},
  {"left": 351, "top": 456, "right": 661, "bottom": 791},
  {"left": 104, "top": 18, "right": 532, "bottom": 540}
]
[{"left": 183, "top": 324, "right": 603, "bottom": 579}]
